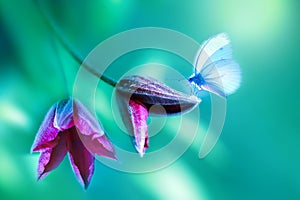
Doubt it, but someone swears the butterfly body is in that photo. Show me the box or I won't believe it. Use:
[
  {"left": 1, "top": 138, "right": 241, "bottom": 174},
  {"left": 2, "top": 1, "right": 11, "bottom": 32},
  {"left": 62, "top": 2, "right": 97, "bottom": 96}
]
[{"left": 188, "top": 73, "right": 205, "bottom": 88}]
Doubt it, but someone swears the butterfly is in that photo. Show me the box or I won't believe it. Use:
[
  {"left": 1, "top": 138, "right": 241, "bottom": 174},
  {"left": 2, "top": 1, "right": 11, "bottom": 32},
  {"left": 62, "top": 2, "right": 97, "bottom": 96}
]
[{"left": 188, "top": 33, "right": 241, "bottom": 98}]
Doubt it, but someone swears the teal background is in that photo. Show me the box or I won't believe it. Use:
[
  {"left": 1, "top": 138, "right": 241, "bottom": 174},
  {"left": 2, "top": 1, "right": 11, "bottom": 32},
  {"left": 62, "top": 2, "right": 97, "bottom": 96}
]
[{"left": 0, "top": 0, "right": 299, "bottom": 199}]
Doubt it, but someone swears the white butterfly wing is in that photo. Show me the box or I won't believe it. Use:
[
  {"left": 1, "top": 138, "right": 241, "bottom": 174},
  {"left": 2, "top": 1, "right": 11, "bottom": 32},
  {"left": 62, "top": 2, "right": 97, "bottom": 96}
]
[
  {"left": 201, "top": 59, "right": 241, "bottom": 97},
  {"left": 194, "top": 33, "right": 231, "bottom": 73},
  {"left": 191, "top": 33, "right": 241, "bottom": 97}
]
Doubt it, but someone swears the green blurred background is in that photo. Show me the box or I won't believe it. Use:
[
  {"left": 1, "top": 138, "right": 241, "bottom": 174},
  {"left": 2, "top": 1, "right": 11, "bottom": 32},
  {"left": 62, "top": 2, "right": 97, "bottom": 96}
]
[{"left": 0, "top": 0, "right": 299, "bottom": 199}]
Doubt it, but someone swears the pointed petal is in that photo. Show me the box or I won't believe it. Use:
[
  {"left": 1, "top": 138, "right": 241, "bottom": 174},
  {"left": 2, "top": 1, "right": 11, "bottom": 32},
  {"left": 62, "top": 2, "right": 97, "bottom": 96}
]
[
  {"left": 79, "top": 132, "right": 117, "bottom": 160},
  {"left": 116, "top": 75, "right": 200, "bottom": 115},
  {"left": 67, "top": 127, "right": 95, "bottom": 189},
  {"left": 116, "top": 97, "right": 134, "bottom": 134},
  {"left": 129, "top": 100, "right": 149, "bottom": 157},
  {"left": 54, "top": 98, "right": 74, "bottom": 131},
  {"left": 37, "top": 133, "right": 68, "bottom": 180},
  {"left": 116, "top": 97, "right": 149, "bottom": 156},
  {"left": 73, "top": 99, "right": 105, "bottom": 136},
  {"left": 72, "top": 99, "right": 116, "bottom": 159},
  {"left": 31, "top": 103, "right": 59, "bottom": 152}
]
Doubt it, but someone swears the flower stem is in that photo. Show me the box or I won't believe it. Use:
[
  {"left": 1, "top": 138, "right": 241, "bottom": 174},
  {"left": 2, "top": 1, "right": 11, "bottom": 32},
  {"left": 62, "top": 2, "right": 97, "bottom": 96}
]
[{"left": 34, "top": 0, "right": 117, "bottom": 87}]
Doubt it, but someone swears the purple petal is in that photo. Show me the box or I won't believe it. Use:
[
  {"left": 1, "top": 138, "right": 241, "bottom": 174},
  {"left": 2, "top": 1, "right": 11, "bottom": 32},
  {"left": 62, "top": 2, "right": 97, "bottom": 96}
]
[
  {"left": 54, "top": 99, "right": 74, "bottom": 131},
  {"left": 73, "top": 99, "right": 105, "bottom": 136},
  {"left": 78, "top": 132, "right": 117, "bottom": 160},
  {"left": 37, "top": 132, "right": 68, "bottom": 180},
  {"left": 116, "top": 75, "right": 200, "bottom": 115},
  {"left": 116, "top": 97, "right": 134, "bottom": 134},
  {"left": 31, "top": 103, "right": 59, "bottom": 152},
  {"left": 72, "top": 99, "right": 116, "bottom": 159},
  {"left": 116, "top": 97, "right": 149, "bottom": 156},
  {"left": 129, "top": 100, "right": 149, "bottom": 157},
  {"left": 67, "top": 127, "right": 95, "bottom": 189}
]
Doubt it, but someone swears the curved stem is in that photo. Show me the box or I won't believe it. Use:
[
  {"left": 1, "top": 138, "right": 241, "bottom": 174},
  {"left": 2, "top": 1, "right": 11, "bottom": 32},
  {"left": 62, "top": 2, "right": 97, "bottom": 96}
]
[{"left": 34, "top": 0, "right": 117, "bottom": 87}]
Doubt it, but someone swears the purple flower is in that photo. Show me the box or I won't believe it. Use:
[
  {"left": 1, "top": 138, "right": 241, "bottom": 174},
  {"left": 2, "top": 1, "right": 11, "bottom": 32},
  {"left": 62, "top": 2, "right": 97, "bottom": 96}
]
[
  {"left": 31, "top": 98, "right": 116, "bottom": 189},
  {"left": 116, "top": 75, "right": 200, "bottom": 157}
]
